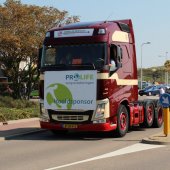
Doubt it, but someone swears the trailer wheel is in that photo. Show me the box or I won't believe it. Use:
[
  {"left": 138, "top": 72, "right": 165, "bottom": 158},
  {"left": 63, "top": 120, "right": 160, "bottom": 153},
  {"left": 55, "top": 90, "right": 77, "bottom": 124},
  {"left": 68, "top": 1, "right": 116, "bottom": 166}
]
[
  {"left": 143, "top": 101, "right": 154, "bottom": 128},
  {"left": 115, "top": 105, "right": 129, "bottom": 137},
  {"left": 153, "top": 101, "right": 163, "bottom": 128}
]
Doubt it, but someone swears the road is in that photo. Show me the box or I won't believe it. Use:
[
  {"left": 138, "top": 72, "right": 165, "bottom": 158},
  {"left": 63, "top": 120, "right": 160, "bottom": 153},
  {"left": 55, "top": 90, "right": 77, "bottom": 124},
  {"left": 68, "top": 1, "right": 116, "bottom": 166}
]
[
  {"left": 0, "top": 126, "right": 169, "bottom": 170},
  {"left": 1, "top": 95, "right": 168, "bottom": 170}
]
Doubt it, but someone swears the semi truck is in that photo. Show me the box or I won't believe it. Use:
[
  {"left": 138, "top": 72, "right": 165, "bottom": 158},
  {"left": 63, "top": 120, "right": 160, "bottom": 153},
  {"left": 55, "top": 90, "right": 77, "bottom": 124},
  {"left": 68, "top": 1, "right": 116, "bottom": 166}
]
[{"left": 39, "top": 19, "right": 163, "bottom": 137}]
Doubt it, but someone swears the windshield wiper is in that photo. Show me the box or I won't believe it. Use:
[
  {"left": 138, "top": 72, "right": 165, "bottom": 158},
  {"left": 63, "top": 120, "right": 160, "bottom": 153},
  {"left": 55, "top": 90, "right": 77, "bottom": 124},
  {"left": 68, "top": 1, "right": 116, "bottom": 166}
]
[
  {"left": 96, "top": 58, "right": 104, "bottom": 62},
  {"left": 43, "top": 64, "right": 68, "bottom": 68},
  {"left": 83, "top": 63, "right": 96, "bottom": 69}
]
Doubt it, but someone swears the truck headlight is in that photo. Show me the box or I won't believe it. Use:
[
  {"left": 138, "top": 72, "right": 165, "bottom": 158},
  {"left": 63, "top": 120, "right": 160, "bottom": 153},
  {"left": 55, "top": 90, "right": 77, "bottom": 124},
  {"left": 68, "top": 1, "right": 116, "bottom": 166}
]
[
  {"left": 94, "top": 103, "right": 105, "bottom": 119},
  {"left": 40, "top": 103, "right": 50, "bottom": 122}
]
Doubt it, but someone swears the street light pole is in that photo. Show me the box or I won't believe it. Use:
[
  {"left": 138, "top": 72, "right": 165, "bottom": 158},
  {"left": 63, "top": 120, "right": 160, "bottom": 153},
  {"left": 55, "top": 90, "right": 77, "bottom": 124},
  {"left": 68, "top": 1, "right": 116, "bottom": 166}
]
[
  {"left": 166, "top": 52, "right": 168, "bottom": 84},
  {"left": 140, "top": 42, "right": 151, "bottom": 89}
]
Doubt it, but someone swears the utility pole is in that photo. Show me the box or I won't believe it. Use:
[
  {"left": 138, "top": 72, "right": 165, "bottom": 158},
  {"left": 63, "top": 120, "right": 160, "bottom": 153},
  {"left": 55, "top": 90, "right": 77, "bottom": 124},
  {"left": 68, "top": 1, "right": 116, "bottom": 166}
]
[{"left": 140, "top": 42, "right": 151, "bottom": 89}]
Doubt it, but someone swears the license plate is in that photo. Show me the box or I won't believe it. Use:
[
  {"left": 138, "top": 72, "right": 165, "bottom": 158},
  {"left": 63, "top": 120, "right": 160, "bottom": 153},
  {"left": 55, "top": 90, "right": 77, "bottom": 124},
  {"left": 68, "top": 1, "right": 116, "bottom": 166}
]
[{"left": 63, "top": 124, "right": 78, "bottom": 129}]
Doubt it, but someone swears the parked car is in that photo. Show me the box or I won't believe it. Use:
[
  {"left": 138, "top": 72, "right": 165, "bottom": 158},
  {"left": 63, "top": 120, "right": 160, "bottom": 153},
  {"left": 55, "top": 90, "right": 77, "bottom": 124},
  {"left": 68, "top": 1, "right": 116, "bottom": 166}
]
[
  {"left": 138, "top": 85, "right": 153, "bottom": 96},
  {"left": 145, "top": 84, "right": 168, "bottom": 96},
  {"left": 166, "top": 87, "right": 170, "bottom": 93},
  {"left": 164, "top": 85, "right": 170, "bottom": 93},
  {"left": 147, "top": 85, "right": 161, "bottom": 96}
]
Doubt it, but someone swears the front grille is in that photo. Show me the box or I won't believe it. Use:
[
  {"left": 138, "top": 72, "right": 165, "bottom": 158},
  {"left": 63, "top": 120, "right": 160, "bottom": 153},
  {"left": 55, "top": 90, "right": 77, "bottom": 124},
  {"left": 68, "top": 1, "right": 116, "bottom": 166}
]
[
  {"left": 58, "top": 115, "right": 83, "bottom": 121},
  {"left": 48, "top": 110, "right": 93, "bottom": 124},
  {"left": 52, "top": 114, "right": 89, "bottom": 122}
]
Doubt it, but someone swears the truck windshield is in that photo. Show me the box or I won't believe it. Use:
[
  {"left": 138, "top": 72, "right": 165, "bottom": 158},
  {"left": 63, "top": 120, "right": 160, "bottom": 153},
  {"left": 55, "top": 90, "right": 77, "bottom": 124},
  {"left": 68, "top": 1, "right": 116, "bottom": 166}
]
[{"left": 41, "top": 43, "right": 106, "bottom": 70}]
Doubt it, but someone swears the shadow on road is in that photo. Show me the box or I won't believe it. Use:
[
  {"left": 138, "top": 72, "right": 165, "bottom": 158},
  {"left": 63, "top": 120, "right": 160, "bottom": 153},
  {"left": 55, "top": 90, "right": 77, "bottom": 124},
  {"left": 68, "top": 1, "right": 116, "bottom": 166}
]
[{"left": 3, "top": 126, "right": 148, "bottom": 142}]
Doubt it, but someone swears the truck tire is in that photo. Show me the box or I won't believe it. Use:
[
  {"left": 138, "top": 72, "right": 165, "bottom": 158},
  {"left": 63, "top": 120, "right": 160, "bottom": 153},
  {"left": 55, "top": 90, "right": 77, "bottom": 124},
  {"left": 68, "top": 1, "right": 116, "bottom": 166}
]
[
  {"left": 115, "top": 105, "right": 129, "bottom": 137},
  {"left": 153, "top": 101, "right": 163, "bottom": 128},
  {"left": 142, "top": 100, "right": 155, "bottom": 128}
]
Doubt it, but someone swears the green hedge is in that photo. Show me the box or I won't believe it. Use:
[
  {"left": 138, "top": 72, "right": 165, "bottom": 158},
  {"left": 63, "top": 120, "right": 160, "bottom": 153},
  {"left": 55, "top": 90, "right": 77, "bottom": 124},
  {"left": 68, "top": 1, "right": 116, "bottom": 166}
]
[{"left": 0, "top": 95, "right": 39, "bottom": 122}]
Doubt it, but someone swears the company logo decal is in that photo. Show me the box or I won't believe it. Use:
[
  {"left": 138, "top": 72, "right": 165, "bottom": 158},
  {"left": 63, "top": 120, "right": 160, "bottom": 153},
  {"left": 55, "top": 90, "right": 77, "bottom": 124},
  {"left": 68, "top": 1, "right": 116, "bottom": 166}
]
[
  {"left": 46, "top": 83, "right": 93, "bottom": 110},
  {"left": 66, "top": 73, "right": 94, "bottom": 81},
  {"left": 46, "top": 83, "right": 73, "bottom": 109}
]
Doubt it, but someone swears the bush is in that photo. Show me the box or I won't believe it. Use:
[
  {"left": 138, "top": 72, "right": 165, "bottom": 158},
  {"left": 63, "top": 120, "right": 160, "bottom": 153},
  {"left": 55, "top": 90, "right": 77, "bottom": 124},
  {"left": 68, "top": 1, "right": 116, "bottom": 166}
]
[
  {"left": 0, "top": 95, "right": 37, "bottom": 108},
  {"left": 0, "top": 95, "right": 39, "bottom": 122}
]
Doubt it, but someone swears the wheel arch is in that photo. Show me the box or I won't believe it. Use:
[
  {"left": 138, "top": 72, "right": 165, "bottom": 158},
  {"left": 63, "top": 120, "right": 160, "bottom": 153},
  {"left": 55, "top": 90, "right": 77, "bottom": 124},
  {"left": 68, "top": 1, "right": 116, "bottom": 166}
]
[{"left": 119, "top": 100, "right": 130, "bottom": 125}]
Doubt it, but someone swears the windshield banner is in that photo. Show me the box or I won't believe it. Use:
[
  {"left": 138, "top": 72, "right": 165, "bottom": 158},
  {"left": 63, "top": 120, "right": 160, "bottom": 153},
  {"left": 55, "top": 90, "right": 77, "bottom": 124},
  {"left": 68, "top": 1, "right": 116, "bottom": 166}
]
[
  {"left": 54, "top": 29, "right": 94, "bottom": 38},
  {"left": 44, "top": 70, "right": 97, "bottom": 110}
]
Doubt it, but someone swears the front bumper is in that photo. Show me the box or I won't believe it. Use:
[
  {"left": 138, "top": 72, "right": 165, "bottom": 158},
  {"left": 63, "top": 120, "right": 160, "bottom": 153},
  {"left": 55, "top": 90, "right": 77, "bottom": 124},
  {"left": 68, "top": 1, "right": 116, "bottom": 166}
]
[{"left": 40, "top": 121, "right": 117, "bottom": 132}]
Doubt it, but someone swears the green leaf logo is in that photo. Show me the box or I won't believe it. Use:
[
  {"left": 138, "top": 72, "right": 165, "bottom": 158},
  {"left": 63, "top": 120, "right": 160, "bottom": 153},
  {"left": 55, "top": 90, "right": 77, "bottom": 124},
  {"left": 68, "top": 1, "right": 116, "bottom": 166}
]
[{"left": 46, "top": 83, "right": 73, "bottom": 109}]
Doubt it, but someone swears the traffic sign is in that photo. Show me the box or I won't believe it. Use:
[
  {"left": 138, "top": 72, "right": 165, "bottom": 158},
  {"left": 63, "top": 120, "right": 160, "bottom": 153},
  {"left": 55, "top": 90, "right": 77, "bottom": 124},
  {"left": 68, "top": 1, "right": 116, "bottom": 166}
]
[{"left": 159, "top": 93, "right": 170, "bottom": 108}]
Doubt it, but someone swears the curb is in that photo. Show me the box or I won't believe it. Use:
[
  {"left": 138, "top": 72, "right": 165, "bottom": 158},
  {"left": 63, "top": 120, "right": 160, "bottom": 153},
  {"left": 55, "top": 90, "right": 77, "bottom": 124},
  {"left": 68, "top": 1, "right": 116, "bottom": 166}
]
[
  {"left": 0, "top": 118, "right": 39, "bottom": 126},
  {"left": 141, "top": 138, "right": 169, "bottom": 145},
  {"left": 0, "top": 129, "right": 46, "bottom": 142},
  {"left": 141, "top": 133, "right": 170, "bottom": 145}
]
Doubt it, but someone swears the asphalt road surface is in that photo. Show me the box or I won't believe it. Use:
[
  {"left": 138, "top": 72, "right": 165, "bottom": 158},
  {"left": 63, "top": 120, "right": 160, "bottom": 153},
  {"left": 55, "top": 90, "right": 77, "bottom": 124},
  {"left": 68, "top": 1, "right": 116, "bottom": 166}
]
[{"left": 0, "top": 125, "right": 169, "bottom": 170}]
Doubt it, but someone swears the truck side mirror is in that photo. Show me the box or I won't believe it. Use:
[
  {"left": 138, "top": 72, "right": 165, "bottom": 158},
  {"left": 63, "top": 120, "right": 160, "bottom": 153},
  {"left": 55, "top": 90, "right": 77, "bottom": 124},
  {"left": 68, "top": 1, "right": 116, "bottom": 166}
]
[
  {"left": 117, "top": 46, "right": 121, "bottom": 57},
  {"left": 117, "top": 46, "right": 122, "bottom": 67}
]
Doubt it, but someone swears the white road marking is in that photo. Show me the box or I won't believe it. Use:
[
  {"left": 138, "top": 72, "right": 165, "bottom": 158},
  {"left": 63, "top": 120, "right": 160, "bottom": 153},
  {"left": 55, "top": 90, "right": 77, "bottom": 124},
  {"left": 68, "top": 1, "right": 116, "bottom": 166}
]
[{"left": 45, "top": 143, "right": 165, "bottom": 170}]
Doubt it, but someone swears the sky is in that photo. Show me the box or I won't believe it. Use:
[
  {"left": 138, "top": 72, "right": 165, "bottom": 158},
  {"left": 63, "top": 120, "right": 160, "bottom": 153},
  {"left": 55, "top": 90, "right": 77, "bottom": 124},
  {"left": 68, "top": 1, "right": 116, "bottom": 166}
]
[{"left": 0, "top": 0, "right": 170, "bottom": 68}]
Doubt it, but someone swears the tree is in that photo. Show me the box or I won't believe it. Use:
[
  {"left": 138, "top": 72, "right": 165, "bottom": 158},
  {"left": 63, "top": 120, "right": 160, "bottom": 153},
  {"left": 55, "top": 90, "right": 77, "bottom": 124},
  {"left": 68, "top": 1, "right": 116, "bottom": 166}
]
[
  {"left": 0, "top": 0, "right": 80, "bottom": 98},
  {"left": 164, "top": 60, "right": 170, "bottom": 71}
]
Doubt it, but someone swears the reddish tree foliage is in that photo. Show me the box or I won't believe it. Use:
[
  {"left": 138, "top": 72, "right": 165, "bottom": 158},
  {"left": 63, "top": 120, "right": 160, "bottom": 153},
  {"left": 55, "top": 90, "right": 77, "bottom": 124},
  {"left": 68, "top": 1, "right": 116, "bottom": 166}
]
[{"left": 0, "top": 0, "right": 80, "bottom": 98}]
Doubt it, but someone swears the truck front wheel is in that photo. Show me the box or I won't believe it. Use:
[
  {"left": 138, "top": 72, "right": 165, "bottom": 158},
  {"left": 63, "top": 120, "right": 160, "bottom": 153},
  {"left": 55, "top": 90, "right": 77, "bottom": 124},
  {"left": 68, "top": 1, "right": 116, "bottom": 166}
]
[{"left": 115, "top": 105, "right": 129, "bottom": 137}]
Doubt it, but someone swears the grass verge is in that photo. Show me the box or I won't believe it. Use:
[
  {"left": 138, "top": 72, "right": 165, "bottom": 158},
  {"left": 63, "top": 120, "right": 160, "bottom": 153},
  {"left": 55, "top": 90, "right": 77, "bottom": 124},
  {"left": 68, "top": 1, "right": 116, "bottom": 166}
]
[{"left": 0, "top": 95, "right": 39, "bottom": 122}]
